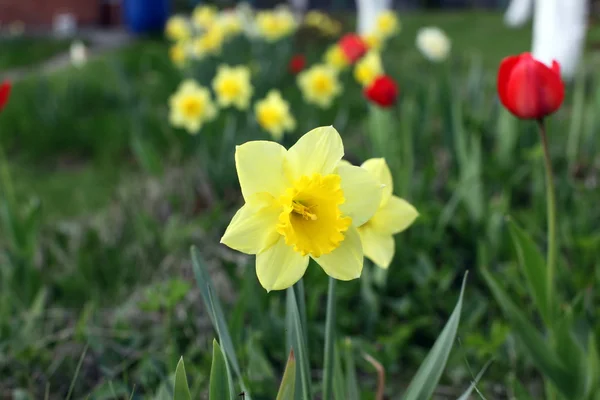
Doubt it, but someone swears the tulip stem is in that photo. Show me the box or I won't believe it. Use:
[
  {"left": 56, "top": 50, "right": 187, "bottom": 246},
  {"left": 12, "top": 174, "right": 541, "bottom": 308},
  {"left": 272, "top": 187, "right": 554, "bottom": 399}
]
[
  {"left": 322, "top": 277, "right": 337, "bottom": 400},
  {"left": 537, "top": 119, "right": 556, "bottom": 318}
]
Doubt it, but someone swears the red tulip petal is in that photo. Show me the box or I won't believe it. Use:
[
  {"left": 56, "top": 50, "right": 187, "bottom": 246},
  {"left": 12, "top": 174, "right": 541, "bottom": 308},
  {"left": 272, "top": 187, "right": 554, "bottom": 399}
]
[{"left": 497, "top": 55, "right": 520, "bottom": 114}]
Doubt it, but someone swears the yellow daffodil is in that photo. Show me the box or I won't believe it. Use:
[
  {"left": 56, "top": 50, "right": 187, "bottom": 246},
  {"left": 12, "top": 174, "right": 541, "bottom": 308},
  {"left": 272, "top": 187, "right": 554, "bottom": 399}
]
[
  {"left": 192, "top": 25, "right": 225, "bottom": 59},
  {"left": 255, "top": 8, "right": 297, "bottom": 42},
  {"left": 297, "top": 64, "right": 342, "bottom": 109},
  {"left": 363, "top": 32, "right": 384, "bottom": 51},
  {"left": 304, "top": 10, "right": 328, "bottom": 27},
  {"left": 254, "top": 90, "right": 296, "bottom": 140},
  {"left": 304, "top": 11, "right": 341, "bottom": 37},
  {"left": 355, "top": 158, "right": 418, "bottom": 268},
  {"left": 193, "top": 5, "right": 218, "bottom": 29},
  {"left": 324, "top": 44, "right": 349, "bottom": 71},
  {"left": 221, "top": 126, "right": 384, "bottom": 291},
  {"left": 212, "top": 65, "right": 253, "bottom": 110},
  {"left": 375, "top": 11, "right": 400, "bottom": 39},
  {"left": 217, "top": 10, "right": 243, "bottom": 39},
  {"left": 169, "top": 80, "right": 217, "bottom": 134},
  {"left": 416, "top": 27, "right": 451, "bottom": 62},
  {"left": 354, "top": 51, "right": 383, "bottom": 87},
  {"left": 165, "top": 16, "right": 191, "bottom": 41},
  {"left": 169, "top": 41, "right": 189, "bottom": 68}
]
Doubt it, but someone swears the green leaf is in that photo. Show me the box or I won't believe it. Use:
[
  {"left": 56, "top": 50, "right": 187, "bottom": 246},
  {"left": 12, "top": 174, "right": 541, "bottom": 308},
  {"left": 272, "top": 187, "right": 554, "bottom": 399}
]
[
  {"left": 190, "top": 247, "right": 250, "bottom": 398},
  {"left": 402, "top": 272, "right": 468, "bottom": 400},
  {"left": 131, "top": 133, "right": 163, "bottom": 176},
  {"left": 510, "top": 376, "right": 535, "bottom": 400},
  {"left": 276, "top": 349, "right": 297, "bottom": 400},
  {"left": 456, "top": 360, "right": 492, "bottom": 400},
  {"left": 343, "top": 339, "right": 360, "bottom": 400},
  {"left": 209, "top": 339, "right": 232, "bottom": 400},
  {"left": 584, "top": 334, "right": 600, "bottom": 399},
  {"left": 482, "top": 268, "right": 578, "bottom": 398},
  {"left": 287, "top": 286, "right": 313, "bottom": 400},
  {"left": 333, "top": 343, "right": 346, "bottom": 400},
  {"left": 322, "top": 277, "right": 337, "bottom": 400},
  {"left": 507, "top": 218, "right": 550, "bottom": 324},
  {"left": 174, "top": 357, "right": 192, "bottom": 400}
]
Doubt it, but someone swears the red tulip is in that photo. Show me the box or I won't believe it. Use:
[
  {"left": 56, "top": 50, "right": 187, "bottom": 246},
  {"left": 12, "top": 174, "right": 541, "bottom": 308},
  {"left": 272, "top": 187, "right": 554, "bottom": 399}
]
[
  {"left": 339, "top": 34, "right": 367, "bottom": 63},
  {"left": 497, "top": 52, "right": 564, "bottom": 120},
  {"left": 0, "top": 81, "right": 11, "bottom": 112},
  {"left": 289, "top": 54, "right": 306, "bottom": 75},
  {"left": 365, "top": 75, "right": 398, "bottom": 108}
]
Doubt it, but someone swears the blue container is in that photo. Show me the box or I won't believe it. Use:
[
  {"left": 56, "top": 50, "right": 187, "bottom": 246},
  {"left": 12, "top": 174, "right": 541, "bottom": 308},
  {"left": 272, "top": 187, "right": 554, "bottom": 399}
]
[{"left": 123, "top": 0, "right": 170, "bottom": 34}]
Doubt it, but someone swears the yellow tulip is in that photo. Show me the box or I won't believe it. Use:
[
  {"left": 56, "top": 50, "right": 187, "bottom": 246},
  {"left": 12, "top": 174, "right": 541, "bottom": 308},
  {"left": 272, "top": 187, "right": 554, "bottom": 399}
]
[
  {"left": 254, "top": 90, "right": 296, "bottom": 140},
  {"left": 297, "top": 64, "right": 342, "bottom": 109},
  {"left": 221, "top": 126, "right": 384, "bottom": 291},
  {"left": 169, "top": 80, "right": 217, "bottom": 134},
  {"left": 212, "top": 65, "right": 253, "bottom": 110},
  {"left": 356, "top": 159, "right": 418, "bottom": 268}
]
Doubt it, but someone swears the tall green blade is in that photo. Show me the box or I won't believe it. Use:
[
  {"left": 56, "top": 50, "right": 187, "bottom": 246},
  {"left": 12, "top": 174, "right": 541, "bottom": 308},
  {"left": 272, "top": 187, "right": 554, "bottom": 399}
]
[
  {"left": 507, "top": 218, "right": 551, "bottom": 324},
  {"left": 173, "top": 357, "right": 192, "bottom": 400},
  {"left": 209, "top": 339, "right": 232, "bottom": 400},
  {"left": 402, "top": 273, "right": 468, "bottom": 400},
  {"left": 276, "top": 350, "right": 297, "bottom": 400}
]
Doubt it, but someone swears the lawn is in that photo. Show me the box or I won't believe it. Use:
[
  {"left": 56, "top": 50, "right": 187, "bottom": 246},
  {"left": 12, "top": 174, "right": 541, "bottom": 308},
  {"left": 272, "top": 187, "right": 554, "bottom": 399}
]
[
  {"left": 0, "top": 36, "right": 71, "bottom": 71},
  {"left": 1, "top": 9, "right": 599, "bottom": 400}
]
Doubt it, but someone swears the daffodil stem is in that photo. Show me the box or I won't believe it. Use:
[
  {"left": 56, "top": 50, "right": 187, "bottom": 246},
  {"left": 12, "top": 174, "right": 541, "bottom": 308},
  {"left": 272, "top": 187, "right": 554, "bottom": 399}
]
[
  {"left": 322, "top": 277, "right": 336, "bottom": 400},
  {"left": 537, "top": 119, "right": 556, "bottom": 319}
]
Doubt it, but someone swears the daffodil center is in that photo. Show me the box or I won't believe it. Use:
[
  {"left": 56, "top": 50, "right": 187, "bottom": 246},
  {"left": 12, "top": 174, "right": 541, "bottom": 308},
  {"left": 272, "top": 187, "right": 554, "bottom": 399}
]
[
  {"left": 220, "top": 79, "right": 241, "bottom": 98},
  {"left": 313, "top": 74, "right": 333, "bottom": 94},
  {"left": 258, "top": 107, "right": 281, "bottom": 128},
  {"left": 277, "top": 173, "right": 351, "bottom": 258},
  {"left": 181, "top": 96, "right": 204, "bottom": 118}
]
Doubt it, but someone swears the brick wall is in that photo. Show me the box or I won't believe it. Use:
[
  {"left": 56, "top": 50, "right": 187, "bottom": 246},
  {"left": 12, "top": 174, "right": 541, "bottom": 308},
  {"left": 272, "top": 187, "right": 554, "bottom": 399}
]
[{"left": 0, "top": 0, "right": 116, "bottom": 27}]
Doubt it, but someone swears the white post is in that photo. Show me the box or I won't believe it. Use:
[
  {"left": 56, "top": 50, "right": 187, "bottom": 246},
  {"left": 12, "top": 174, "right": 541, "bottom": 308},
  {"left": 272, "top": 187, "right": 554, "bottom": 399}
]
[
  {"left": 503, "top": 0, "right": 533, "bottom": 27},
  {"left": 504, "top": 0, "right": 588, "bottom": 80},
  {"left": 356, "top": 0, "right": 392, "bottom": 35},
  {"left": 288, "top": 0, "right": 309, "bottom": 19},
  {"left": 532, "top": 0, "right": 588, "bottom": 79}
]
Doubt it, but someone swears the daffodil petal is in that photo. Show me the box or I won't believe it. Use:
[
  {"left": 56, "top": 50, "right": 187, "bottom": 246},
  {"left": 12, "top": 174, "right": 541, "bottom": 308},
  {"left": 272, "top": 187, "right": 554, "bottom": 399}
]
[
  {"left": 370, "top": 196, "right": 419, "bottom": 234},
  {"left": 359, "top": 225, "right": 395, "bottom": 269},
  {"left": 235, "top": 141, "right": 289, "bottom": 201},
  {"left": 314, "top": 225, "right": 363, "bottom": 280},
  {"left": 256, "top": 237, "right": 309, "bottom": 291},
  {"left": 220, "top": 196, "right": 280, "bottom": 254},
  {"left": 337, "top": 164, "right": 383, "bottom": 227},
  {"left": 361, "top": 158, "right": 393, "bottom": 205},
  {"left": 286, "top": 126, "right": 344, "bottom": 180}
]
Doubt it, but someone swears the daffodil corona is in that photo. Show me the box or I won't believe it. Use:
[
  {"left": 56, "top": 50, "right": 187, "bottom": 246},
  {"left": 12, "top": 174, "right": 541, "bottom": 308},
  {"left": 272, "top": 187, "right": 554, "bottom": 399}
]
[
  {"left": 221, "top": 126, "right": 383, "bottom": 291},
  {"left": 297, "top": 64, "right": 342, "bottom": 109},
  {"left": 254, "top": 90, "right": 296, "bottom": 140},
  {"left": 356, "top": 159, "right": 418, "bottom": 268},
  {"left": 212, "top": 65, "right": 253, "bottom": 110},
  {"left": 169, "top": 80, "right": 217, "bottom": 134}
]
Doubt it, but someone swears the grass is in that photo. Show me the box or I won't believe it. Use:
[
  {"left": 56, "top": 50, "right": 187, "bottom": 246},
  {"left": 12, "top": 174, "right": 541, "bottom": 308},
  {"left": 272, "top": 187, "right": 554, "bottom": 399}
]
[{"left": 0, "top": 36, "right": 71, "bottom": 70}]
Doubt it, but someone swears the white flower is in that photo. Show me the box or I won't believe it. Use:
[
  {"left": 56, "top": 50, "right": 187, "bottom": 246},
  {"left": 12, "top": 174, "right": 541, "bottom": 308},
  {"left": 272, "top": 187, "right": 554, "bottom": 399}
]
[
  {"left": 416, "top": 27, "right": 451, "bottom": 62},
  {"left": 70, "top": 40, "right": 87, "bottom": 68}
]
